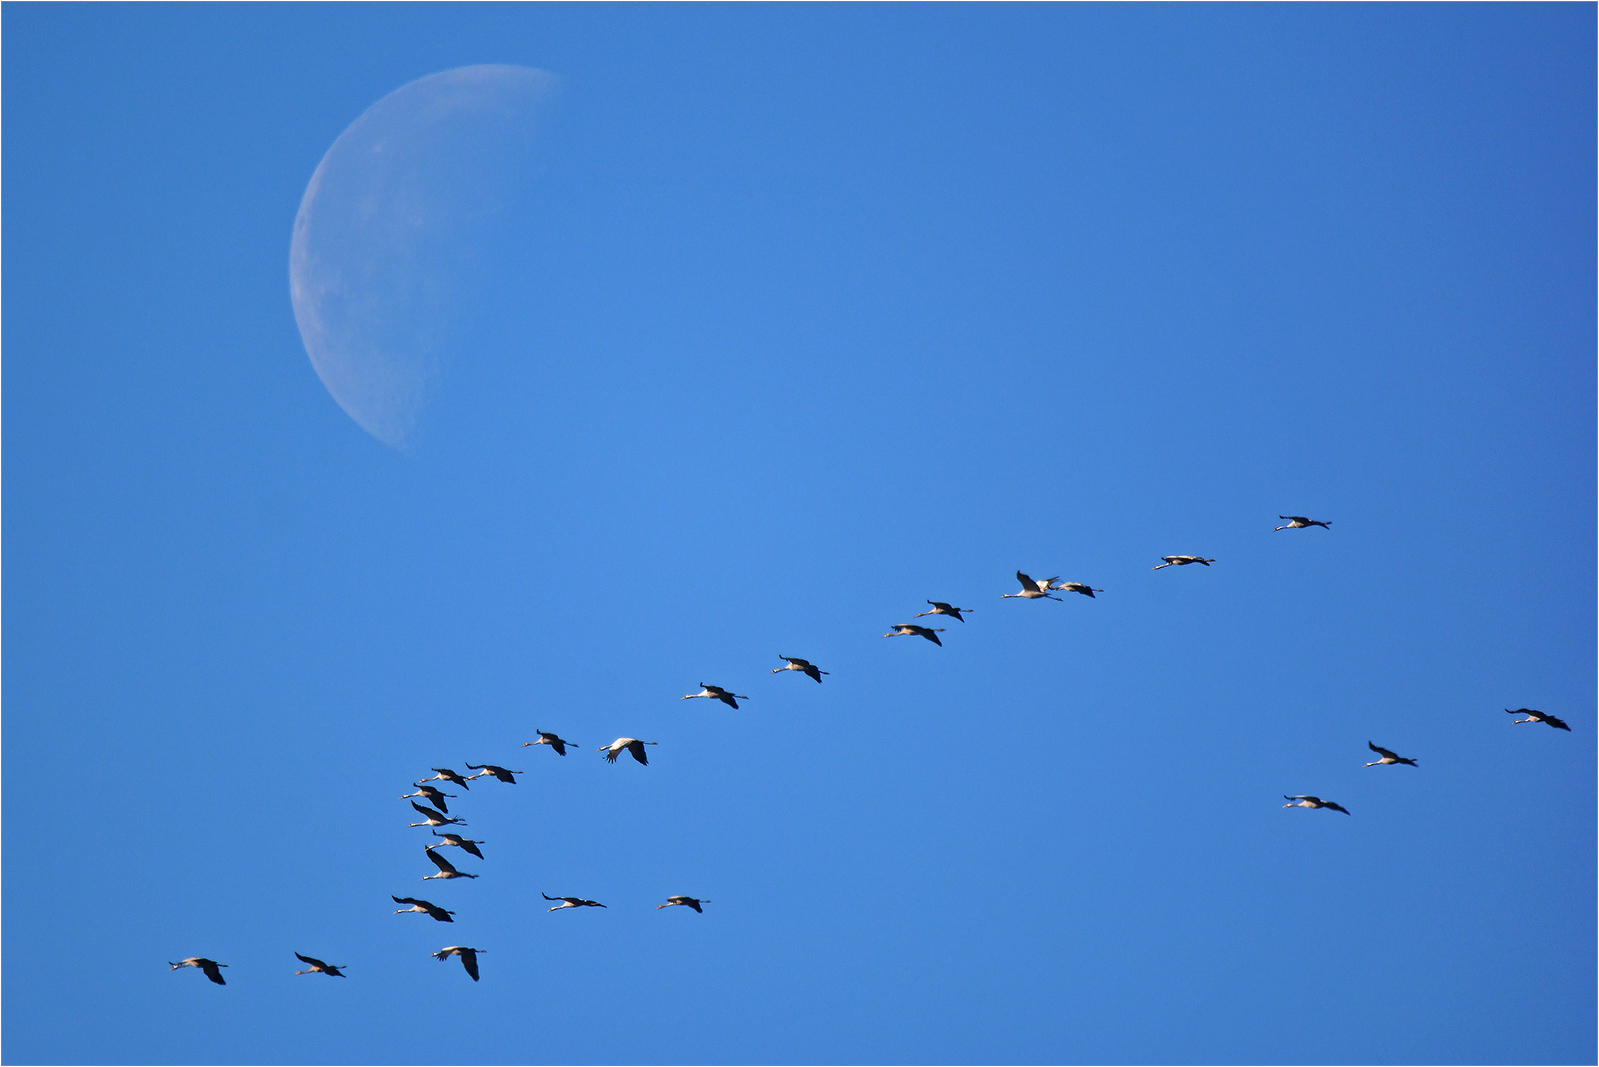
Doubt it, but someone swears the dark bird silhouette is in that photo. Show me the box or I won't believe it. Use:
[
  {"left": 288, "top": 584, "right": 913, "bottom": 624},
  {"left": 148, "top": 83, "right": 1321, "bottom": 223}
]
[
  {"left": 293, "top": 953, "right": 346, "bottom": 977},
  {"left": 422, "top": 846, "right": 478, "bottom": 880},
  {"left": 1365, "top": 742, "right": 1418, "bottom": 767},
  {"left": 683, "top": 684, "right": 747, "bottom": 709},
  {"left": 420, "top": 768, "right": 471, "bottom": 790},
  {"left": 408, "top": 802, "right": 465, "bottom": 828},
  {"left": 544, "top": 893, "right": 606, "bottom": 911},
  {"left": 1002, "top": 572, "right": 1061, "bottom": 600},
  {"left": 465, "top": 763, "right": 520, "bottom": 784},
  {"left": 773, "top": 656, "right": 828, "bottom": 683},
  {"left": 600, "top": 738, "right": 657, "bottom": 765},
  {"left": 1046, "top": 580, "right": 1102, "bottom": 598},
  {"left": 399, "top": 784, "right": 455, "bottom": 812},
  {"left": 1283, "top": 795, "right": 1351, "bottom": 815},
  {"left": 432, "top": 945, "right": 483, "bottom": 981},
  {"left": 393, "top": 896, "right": 455, "bottom": 922},
  {"left": 430, "top": 831, "right": 485, "bottom": 860},
  {"left": 1153, "top": 556, "right": 1214, "bottom": 569},
  {"left": 523, "top": 730, "right": 572, "bottom": 755},
  {"left": 657, "top": 895, "right": 709, "bottom": 913},
  {"left": 883, "top": 623, "right": 945, "bottom": 645},
  {"left": 1276, "top": 516, "right": 1331, "bottom": 530},
  {"left": 170, "top": 957, "right": 227, "bottom": 985},
  {"left": 1507, "top": 708, "right": 1570, "bottom": 731},
  {"left": 916, "top": 601, "right": 973, "bottom": 622}
]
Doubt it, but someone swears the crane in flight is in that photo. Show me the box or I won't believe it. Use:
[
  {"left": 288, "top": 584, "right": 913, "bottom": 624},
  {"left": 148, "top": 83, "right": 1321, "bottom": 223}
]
[
  {"left": 430, "top": 831, "right": 485, "bottom": 859},
  {"left": 543, "top": 893, "right": 606, "bottom": 911},
  {"left": 883, "top": 623, "right": 945, "bottom": 645},
  {"left": 1275, "top": 516, "right": 1331, "bottom": 530},
  {"left": 419, "top": 768, "right": 472, "bottom": 790},
  {"left": 773, "top": 656, "right": 828, "bottom": 683},
  {"left": 1002, "top": 572, "right": 1061, "bottom": 600},
  {"left": 1283, "top": 795, "right": 1350, "bottom": 815},
  {"left": 465, "top": 763, "right": 520, "bottom": 784},
  {"left": 293, "top": 953, "right": 346, "bottom": 977},
  {"left": 407, "top": 802, "right": 466, "bottom": 828},
  {"left": 1506, "top": 708, "right": 1571, "bottom": 731},
  {"left": 683, "top": 684, "right": 747, "bottom": 709},
  {"left": 915, "top": 601, "right": 972, "bottom": 622},
  {"left": 1045, "top": 580, "right": 1102, "bottom": 598},
  {"left": 393, "top": 896, "right": 455, "bottom": 922},
  {"left": 421, "top": 847, "right": 478, "bottom": 880},
  {"left": 432, "top": 946, "right": 483, "bottom": 981},
  {"left": 399, "top": 784, "right": 455, "bottom": 812},
  {"left": 1365, "top": 742, "right": 1418, "bottom": 767},
  {"left": 169, "top": 958, "right": 227, "bottom": 985},
  {"left": 523, "top": 730, "right": 573, "bottom": 755},
  {"left": 657, "top": 895, "right": 710, "bottom": 913},
  {"left": 600, "top": 738, "right": 657, "bottom": 765},
  {"left": 1153, "top": 556, "right": 1214, "bottom": 569}
]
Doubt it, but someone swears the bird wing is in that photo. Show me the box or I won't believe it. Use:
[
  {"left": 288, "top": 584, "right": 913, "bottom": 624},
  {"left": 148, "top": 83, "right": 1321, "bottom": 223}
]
[
  {"left": 550, "top": 738, "right": 567, "bottom": 755},
  {"left": 1016, "top": 571, "right": 1040, "bottom": 593},
  {"left": 200, "top": 961, "right": 226, "bottom": 985},
  {"left": 628, "top": 740, "right": 650, "bottom": 765},
  {"left": 717, "top": 693, "right": 739, "bottom": 708},
  {"left": 460, "top": 949, "right": 480, "bottom": 981},
  {"left": 921, "top": 629, "right": 943, "bottom": 645},
  {"left": 462, "top": 843, "right": 484, "bottom": 859},
  {"left": 1368, "top": 742, "right": 1398, "bottom": 759},
  {"left": 804, "top": 665, "right": 822, "bottom": 682},
  {"left": 1543, "top": 714, "right": 1572, "bottom": 730},
  {"left": 1327, "top": 802, "right": 1351, "bottom": 814},
  {"left": 541, "top": 893, "right": 559, "bottom": 901},
  {"left": 411, "top": 802, "right": 445, "bottom": 820},
  {"left": 426, "top": 848, "right": 457, "bottom": 874},
  {"left": 393, "top": 896, "right": 421, "bottom": 906},
  {"left": 295, "top": 953, "right": 325, "bottom": 969}
]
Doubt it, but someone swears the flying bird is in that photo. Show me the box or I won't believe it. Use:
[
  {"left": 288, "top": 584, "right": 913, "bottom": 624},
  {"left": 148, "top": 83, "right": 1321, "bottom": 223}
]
[
  {"left": 1283, "top": 795, "right": 1351, "bottom": 815},
  {"left": 399, "top": 784, "right": 455, "bottom": 812},
  {"left": 543, "top": 893, "right": 606, "bottom": 911},
  {"left": 1152, "top": 556, "right": 1214, "bottom": 569},
  {"left": 772, "top": 656, "right": 828, "bottom": 683},
  {"left": 430, "top": 831, "right": 485, "bottom": 859},
  {"left": 915, "top": 601, "right": 972, "bottom": 622},
  {"left": 657, "top": 895, "right": 710, "bottom": 913},
  {"left": 523, "top": 730, "right": 573, "bottom": 755},
  {"left": 883, "top": 623, "right": 945, "bottom": 645},
  {"left": 293, "top": 953, "right": 346, "bottom": 977},
  {"left": 392, "top": 896, "right": 455, "bottom": 922},
  {"left": 1275, "top": 516, "right": 1331, "bottom": 530},
  {"left": 1044, "top": 580, "right": 1102, "bottom": 598},
  {"left": 420, "top": 768, "right": 471, "bottom": 790},
  {"left": 1506, "top": 708, "right": 1570, "bottom": 731},
  {"left": 408, "top": 802, "right": 465, "bottom": 828},
  {"left": 422, "top": 846, "right": 478, "bottom": 880},
  {"left": 1002, "top": 572, "right": 1061, "bottom": 600},
  {"left": 600, "top": 738, "right": 657, "bottom": 765},
  {"left": 464, "top": 763, "right": 520, "bottom": 784},
  {"left": 432, "top": 946, "right": 483, "bottom": 981},
  {"left": 683, "top": 684, "right": 748, "bottom": 709},
  {"left": 169, "top": 958, "right": 227, "bottom": 985},
  {"left": 1365, "top": 742, "right": 1418, "bottom": 767}
]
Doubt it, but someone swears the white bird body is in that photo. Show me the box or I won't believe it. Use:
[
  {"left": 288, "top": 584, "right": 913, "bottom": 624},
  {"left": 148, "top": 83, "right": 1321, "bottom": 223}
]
[
  {"left": 543, "top": 893, "right": 606, "bottom": 911},
  {"left": 658, "top": 895, "right": 710, "bottom": 912},
  {"left": 1044, "top": 580, "right": 1101, "bottom": 598},
  {"left": 1275, "top": 515, "right": 1331, "bottom": 530},
  {"left": 408, "top": 802, "right": 466, "bottom": 828},
  {"left": 683, "top": 685, "right": 748, "bottom": 709},
  {"left": 1153, "top": 556, "right": 1214, "bottom": 569},
  {"left": 170, "top": 957, "right": 227, "bottom": 985},
  {"left": 523, "top": 730, "right": 573, "bottom": 755},
  {"left": 393, "top": 895, "right": 455, "bottom": 922},
  {"left": 422, "top": 846, "right": 478, "bottom": 880},
  {"left": 432, "top": 945, "right": 483, "bottom": 981},
  {"left": 1283, "top": 795, "right": 1350, "bottom": 814},
  {"left": 1365, "top": 742, "right": 1418, "bottom": 767},
  {"left": 773, "top": 656, "right": 828, "bottom": 683}
]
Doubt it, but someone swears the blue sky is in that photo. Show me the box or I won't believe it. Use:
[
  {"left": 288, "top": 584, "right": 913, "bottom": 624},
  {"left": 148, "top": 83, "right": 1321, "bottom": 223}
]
[{"left": 5, "top": 4, "right": 1593, "bottom": 1064}]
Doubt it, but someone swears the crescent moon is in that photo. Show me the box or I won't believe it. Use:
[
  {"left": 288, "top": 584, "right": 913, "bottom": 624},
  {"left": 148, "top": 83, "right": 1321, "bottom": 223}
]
[{"left": 289, "top": 64, "right": 556, "bottom": 449}]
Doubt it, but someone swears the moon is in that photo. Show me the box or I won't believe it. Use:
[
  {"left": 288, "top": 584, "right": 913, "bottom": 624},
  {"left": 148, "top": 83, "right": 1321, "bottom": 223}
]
[{"left": 289, "top": 65, "right": 557, "bottom": 450}]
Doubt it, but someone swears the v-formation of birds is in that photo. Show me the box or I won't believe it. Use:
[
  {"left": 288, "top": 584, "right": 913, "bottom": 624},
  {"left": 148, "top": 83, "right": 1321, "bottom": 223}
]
[{"left": 171, "top": 515, "right": 1571, "bottom": 986}]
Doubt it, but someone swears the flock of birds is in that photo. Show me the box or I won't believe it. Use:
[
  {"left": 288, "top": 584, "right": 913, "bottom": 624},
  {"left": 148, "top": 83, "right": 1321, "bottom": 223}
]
[{"left": 169, "top": 515, "right": 1572, "bottom": 987}]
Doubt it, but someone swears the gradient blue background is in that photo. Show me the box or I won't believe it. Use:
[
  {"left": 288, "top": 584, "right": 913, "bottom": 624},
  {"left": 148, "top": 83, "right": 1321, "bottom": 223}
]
[{"left": 5, "top": 4, "right": 1594, "bottom": 1064}]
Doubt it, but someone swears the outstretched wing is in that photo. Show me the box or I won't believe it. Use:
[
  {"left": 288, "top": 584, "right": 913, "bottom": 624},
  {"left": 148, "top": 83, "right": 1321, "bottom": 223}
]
[
  {"left": 460, "top": 949, "right": 480, "bottom": 981},
  {"left": 1016, "top": 571, "right": 1041, "bottom": 593},
  {"left": 549, "top": 737, "right": 568, "bottom": 756},
  {"left": 426, "top": 848, "right": 458, "bottom": 874},
  {"left": 393, "top": 896, "right": 422, "bottom": 906},
  {"left": 295, "top": 953, "right": 325, "bottom": 969},
  {"left": 1368, "top": 742, "right": 1398, "bottom": 759},
  {"left": 1543, "top": 714, "right": 1572, "bottom": 731},
  {"left": 804, "top": 664, "right": 823, "bottom": 683},
  {"left": 716, "top": 692, "right": 739, "bottom": 709},
  {"left": 201, "top": 960, "right": 226, "bottom": 985},
  {"left": 628, "top": 741, "right": 650, "bottom": 765}
]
